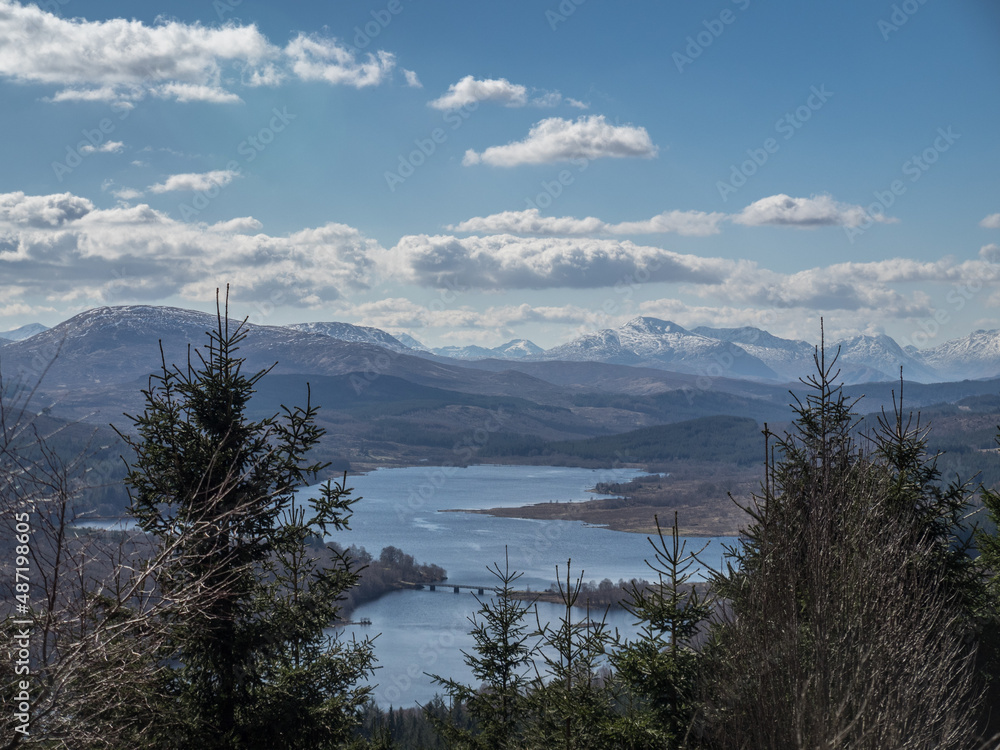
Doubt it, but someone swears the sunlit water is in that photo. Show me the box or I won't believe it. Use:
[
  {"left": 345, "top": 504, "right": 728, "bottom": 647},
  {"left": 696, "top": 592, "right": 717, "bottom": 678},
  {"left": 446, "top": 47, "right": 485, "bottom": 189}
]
[
  {"left": 79, "top": 464, "right": 736, "bottom": 707},
  {"left": 314, "top": 464, "right": 736, "bottom": 707}
]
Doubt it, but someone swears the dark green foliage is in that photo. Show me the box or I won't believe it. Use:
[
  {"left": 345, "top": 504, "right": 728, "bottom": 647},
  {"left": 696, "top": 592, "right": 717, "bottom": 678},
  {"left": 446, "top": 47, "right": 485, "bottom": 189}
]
[
  {"left": 428, "top": 551, "right": 535, "bottom": 749},
  {"left": 608, "top": 512, "right": 713, "bottom": 748},
  {"left": 525, "top": 562, "right": 618, "bottom": 750},
  {"left": 341, "top": 544, "right": 446, "bottom": 614},
  {"left": 356, "top": 698, "right": 475, "bottom": 749},
  {"left": 480, "top": 416, "right": 763, "bottom": 465},
  {"left": 117, "top": 298, "right": 374, "bottom": 749}
]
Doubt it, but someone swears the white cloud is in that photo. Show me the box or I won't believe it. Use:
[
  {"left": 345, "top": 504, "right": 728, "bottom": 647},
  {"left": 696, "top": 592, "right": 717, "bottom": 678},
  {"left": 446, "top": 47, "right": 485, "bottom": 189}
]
[
  {"left": 0, "top": 191, "right": 93, "bottom": 227},
  {"left": 446, "top": 208, "right": 725, "bottom": 237},
  {"left": 428, "top": 75, "right": 577, "bottom": 111},
  {"left": 284, "top": 33, "right": 395, "bottom": 88},
  {"left": 732, "top": 193, "right": 898, "bottom": 228},
  {"left": 112, "top": 187, "right": 145, "bottom": 201},
  {"left": 703, "top": 258, "right": 996, "bottom": 313},
  {"left": 0, "top": 2, "right": 400, "bottom": 103},
  {"left": 980, "top": 243, "right": 1000, "bottom": 263},
  {"left": 207, "top": 217, "right": 263, "bottom": 234},
  {"left": 340, "top": 297, "right": 596, "bottom": 335},
  {"left": 463, "top": 115, "right": 658, "bottom": 167},
  {"left": 151, "top": 82, "right": 242, "bottom": 104},
  {"left": 79, "top": 140, "right": 124, "bottom": 155},
  {"left": 403, "top": 69, "right": 422, "bottom": 88},
  {"left": 0, "top": 191, "right": 377, "bottom": 308},
  {"left": 148, "top": 170, "right": 240, "bottom": 193},
  {"left": 981, "top": 213, "right": 1000, "bottom": 229},
  {"left": 429, "top": 76, "right": 528, "bottom": 110},
  {"left": 384, "top": 234, "right": 733, "bottom": 289}
]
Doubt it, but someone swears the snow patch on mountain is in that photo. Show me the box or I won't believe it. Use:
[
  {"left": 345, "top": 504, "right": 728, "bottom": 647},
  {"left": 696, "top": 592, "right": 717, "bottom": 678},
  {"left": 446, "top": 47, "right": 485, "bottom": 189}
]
[{"left": 286, "top": 321, "right": 410, "bottom": 351}]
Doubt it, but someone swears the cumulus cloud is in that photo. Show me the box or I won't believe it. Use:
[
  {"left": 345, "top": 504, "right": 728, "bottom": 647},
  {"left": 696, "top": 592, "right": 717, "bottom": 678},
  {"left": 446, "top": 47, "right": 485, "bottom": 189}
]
[
  {"left": 463, "top": 115, "right": 658, "bottom": 167},
  {"left": 428, "top": 75, "right": 579, "bottom": 111},
  {"left": 429, "top": 76, "right": 527, "bottom": 110},
  {"left": 703, "top": 258, "right": 997, "bottom": 314},
  {"left": 207, "top": 217, "right": 263, "bottom": 234},
  {"left": 384, "top": 234, "right": 733, "bottom": 289},
  {"left": 0, "top": 1, "right": 400, "bottom": 103},
  {"left": 0, "top": 191, "right": 93, "bottom": 227},
  {"left": 403, "top": 69, "right": 422, "bottom": 88},
  {"left": 284, "top": 33, "right": 395, "bottom": 87},
  {"left": 0, "top": 191, "right": 378, "bottom": 308},
  {"left": 732, "top": 194, "right": 898, "bottom": 228},
  {"left": 80, "top": 140, "right": 124, "bottom": 155},
  {"left": 339, "top": 297, "right": 596, "bottom": 335},
  {"left": 446, "top": 208, "right": 725, "bottom": 237},
  {"left": 980, "top": 243, "right": 1000, "bottom": 263},
  {"left": 112, "top": 187, "right": 145, "bottom": 201},
  {"left": 981, "top": 213, "right": 1000, "bottom": 229},
  {"left": 148, "top": 170, "right": 240, "bottom": 193}
]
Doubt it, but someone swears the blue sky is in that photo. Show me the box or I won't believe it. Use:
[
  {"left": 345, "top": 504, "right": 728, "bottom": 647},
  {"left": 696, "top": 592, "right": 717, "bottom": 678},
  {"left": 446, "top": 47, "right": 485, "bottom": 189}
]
[{"left": 0, "top": 0, "right": 998, "bottom": 349}]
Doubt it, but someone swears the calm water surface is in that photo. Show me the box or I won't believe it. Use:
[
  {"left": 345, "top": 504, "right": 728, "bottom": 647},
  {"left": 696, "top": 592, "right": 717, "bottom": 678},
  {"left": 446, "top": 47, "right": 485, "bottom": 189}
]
[{"left": 316, "top": 464, "right": 735, "bottom": 707}]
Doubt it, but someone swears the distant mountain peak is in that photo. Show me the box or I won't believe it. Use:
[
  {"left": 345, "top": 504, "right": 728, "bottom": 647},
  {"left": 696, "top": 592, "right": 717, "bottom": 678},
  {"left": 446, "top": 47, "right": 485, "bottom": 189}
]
[
  {"left": 431, "top": 338, "right": 544, "bottom": 361},
  {"left": 622, "top": 317, "right": 691, "bottom": 336},
  {"left": 0, "top": 322, "right": 48, "bottom": 341},
  {"left": 286, "top": 321, "right": 409, "bottom": 352}
]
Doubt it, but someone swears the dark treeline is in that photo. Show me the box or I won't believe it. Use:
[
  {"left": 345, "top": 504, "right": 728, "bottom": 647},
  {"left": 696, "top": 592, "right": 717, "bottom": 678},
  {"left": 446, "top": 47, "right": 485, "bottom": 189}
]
[{"left": 340, "top": 544, "right": 446, "bottom": 616}]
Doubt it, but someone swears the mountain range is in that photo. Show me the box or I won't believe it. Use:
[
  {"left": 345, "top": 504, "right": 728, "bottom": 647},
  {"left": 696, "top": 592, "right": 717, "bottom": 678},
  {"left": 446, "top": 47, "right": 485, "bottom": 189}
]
[
  {"left": 298, "top": 315, "right": 998, "bottom": 386},
  {"left": 4, "top": 305, "right": 1000, "bottom": 481},
  {"left": 3, "top": 308, "right": 1000, "bottom": 387}
]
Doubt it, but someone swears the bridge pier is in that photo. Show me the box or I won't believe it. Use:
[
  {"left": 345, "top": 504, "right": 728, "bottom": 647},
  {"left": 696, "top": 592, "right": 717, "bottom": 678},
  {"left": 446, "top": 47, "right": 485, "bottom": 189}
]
[
  {"left": 453, "top": 586, "right": 460, "bottom": 593},
  {"left": 429, "top": 584, "right": 435, "bottom": 591},
  {"left": 478, "top": 588, "right": 484, "bottom": 595}
]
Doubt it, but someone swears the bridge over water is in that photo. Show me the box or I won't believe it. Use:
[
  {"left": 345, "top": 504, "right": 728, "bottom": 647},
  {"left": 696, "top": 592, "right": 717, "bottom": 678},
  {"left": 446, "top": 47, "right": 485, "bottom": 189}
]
[{"left": 401, "top": 581, "right": 498, "bottom": 596}]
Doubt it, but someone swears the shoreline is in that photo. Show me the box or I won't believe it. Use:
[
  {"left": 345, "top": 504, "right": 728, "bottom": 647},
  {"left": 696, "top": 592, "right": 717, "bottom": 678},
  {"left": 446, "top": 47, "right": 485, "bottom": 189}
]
[{"left": 440, "top": 498, "right": 744, "bottom": 537}]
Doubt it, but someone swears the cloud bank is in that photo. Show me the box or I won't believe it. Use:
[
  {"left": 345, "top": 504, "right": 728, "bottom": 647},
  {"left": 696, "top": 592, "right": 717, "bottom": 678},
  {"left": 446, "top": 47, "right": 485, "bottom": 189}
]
[{"left": 0, "top": 1, "right": 403, "bottom": 103}]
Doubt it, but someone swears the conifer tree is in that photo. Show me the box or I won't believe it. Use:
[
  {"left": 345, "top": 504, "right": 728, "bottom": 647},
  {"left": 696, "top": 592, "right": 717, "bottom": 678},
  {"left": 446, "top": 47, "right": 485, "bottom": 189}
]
[
  {"left": 117, "top": 291, "right": 374, "bottom": 749},
  {"left": 525, "top": 561, "right": 617, "bottom": 750},
  {"left": 427, "top": 550, "right": 535, "bottom": 749},
  {"left": 608, "top": 512, "right": 712, "bottom": 749},
  {"left": 705, "top": 338, "right": 982, "bottom": 749}
]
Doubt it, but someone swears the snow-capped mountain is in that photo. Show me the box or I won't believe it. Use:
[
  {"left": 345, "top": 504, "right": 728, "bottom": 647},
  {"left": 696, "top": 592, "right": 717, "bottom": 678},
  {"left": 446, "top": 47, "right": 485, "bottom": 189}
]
[
  {"left": 392, "top": 332, "right": 429, "bottom": 351},
  {"left": 544, "top": 318, "right": 779, "bottom": 379},
  {"left": 286, "top": 321, "right": 410, "bottom": 352},
  {"left": 834, "top": 333, "right": 940, "bottom": 384},
  {"left": 693, "top": 326, "right": 815, "bottom": 381},
  {"left": 916, "top": 329, "right": 1000, "bottom": 381},
  {"left": 691, "top": 327, "right": 946, "bottom": 384},
  {"left": 0, "top": 323, "right": 47, "bottom": 341},
  {"left": 433, "top": 339, "right": 545, "bottom": 361}
]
